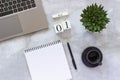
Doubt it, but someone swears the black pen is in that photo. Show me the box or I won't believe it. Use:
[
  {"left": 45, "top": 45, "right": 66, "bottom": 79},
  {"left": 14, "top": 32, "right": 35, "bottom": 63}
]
[{"left": 67, "top": 42, "right": 77, "bottom": 70}]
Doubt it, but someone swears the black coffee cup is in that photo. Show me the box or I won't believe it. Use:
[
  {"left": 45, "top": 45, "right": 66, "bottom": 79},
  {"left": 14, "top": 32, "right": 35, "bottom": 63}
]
[{"left": 82, "top": 47, "right": 103, "bottom": 67}]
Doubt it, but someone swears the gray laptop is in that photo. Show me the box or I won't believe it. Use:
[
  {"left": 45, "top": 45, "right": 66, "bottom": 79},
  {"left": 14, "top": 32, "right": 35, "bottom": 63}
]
[{"left": 0, "top": 0, "right": 48, "bottom": 41}]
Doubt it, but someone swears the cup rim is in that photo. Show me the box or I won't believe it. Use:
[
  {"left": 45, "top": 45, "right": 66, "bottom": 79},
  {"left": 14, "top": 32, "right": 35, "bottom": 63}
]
[{"left": 86, "top": 49, "right": 102, "bottom": 64}]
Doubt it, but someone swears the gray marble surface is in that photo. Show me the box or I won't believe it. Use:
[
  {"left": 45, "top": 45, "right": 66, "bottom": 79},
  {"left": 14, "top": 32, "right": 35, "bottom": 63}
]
[{"left": 0, "top": 0, "right": 120, "bottom": 80}]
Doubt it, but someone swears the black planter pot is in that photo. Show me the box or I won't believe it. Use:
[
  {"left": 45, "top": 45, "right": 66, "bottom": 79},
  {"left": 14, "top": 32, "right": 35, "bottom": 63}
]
[{"left": 82, "top": 47, "right": 103, "bottom": 67}]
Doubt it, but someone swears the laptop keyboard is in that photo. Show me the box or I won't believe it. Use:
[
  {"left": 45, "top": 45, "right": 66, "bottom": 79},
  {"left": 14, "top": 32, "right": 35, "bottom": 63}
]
[{"left": 0, "top": 0, "right": 36, "bottom": 17}]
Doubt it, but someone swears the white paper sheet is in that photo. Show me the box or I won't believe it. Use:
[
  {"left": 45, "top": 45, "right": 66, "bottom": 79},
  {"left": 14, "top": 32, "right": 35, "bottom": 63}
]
[{"left": 24, "top": 41, "right": 72, "bottom": 80}]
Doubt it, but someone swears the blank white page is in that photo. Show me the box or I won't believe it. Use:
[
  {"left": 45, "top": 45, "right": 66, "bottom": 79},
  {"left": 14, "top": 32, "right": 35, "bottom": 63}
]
[{"left": 24, "top": 41, "right": 72, "bottom": 80}]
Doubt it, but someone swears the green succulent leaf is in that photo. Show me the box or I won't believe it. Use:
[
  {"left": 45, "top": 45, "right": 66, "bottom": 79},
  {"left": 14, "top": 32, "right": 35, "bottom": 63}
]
[{"left": 80, "top": 3, "right": 110, "bottom": 32}]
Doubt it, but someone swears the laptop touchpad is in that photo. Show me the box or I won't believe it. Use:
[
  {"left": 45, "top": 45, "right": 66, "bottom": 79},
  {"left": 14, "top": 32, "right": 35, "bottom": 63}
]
[{"left": 0, "top": 15, "right": 23, "bottom": 39}]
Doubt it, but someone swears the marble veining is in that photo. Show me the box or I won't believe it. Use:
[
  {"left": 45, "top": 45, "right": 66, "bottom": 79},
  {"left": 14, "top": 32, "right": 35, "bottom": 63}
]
[{"left": 0, "top": 0, "right": 120, "bottom": 80}]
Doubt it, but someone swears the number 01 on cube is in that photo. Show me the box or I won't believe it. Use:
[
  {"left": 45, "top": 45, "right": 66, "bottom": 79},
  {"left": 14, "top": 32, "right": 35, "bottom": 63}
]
[{"left": 54, "top": 20, "right": 71, "bottom": 34}]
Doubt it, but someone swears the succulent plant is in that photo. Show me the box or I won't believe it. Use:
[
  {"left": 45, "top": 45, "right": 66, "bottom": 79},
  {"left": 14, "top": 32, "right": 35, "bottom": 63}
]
[{"left": 80, "top": 3, "right": 110, "bottom": 32}]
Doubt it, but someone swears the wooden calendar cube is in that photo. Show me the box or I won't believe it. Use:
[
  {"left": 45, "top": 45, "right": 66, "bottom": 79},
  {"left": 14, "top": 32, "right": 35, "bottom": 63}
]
[
  {"left": 62, "top": 20, "right": 71, "bottom": 31},
  {"left": 54, "top": 23, "right": 64, "bottom": 34}
]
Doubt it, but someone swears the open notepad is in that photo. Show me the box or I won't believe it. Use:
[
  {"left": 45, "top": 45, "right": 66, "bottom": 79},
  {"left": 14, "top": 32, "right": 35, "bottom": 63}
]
[{"left": 24, "top": 40, "right": 72, "bottom": 80}]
